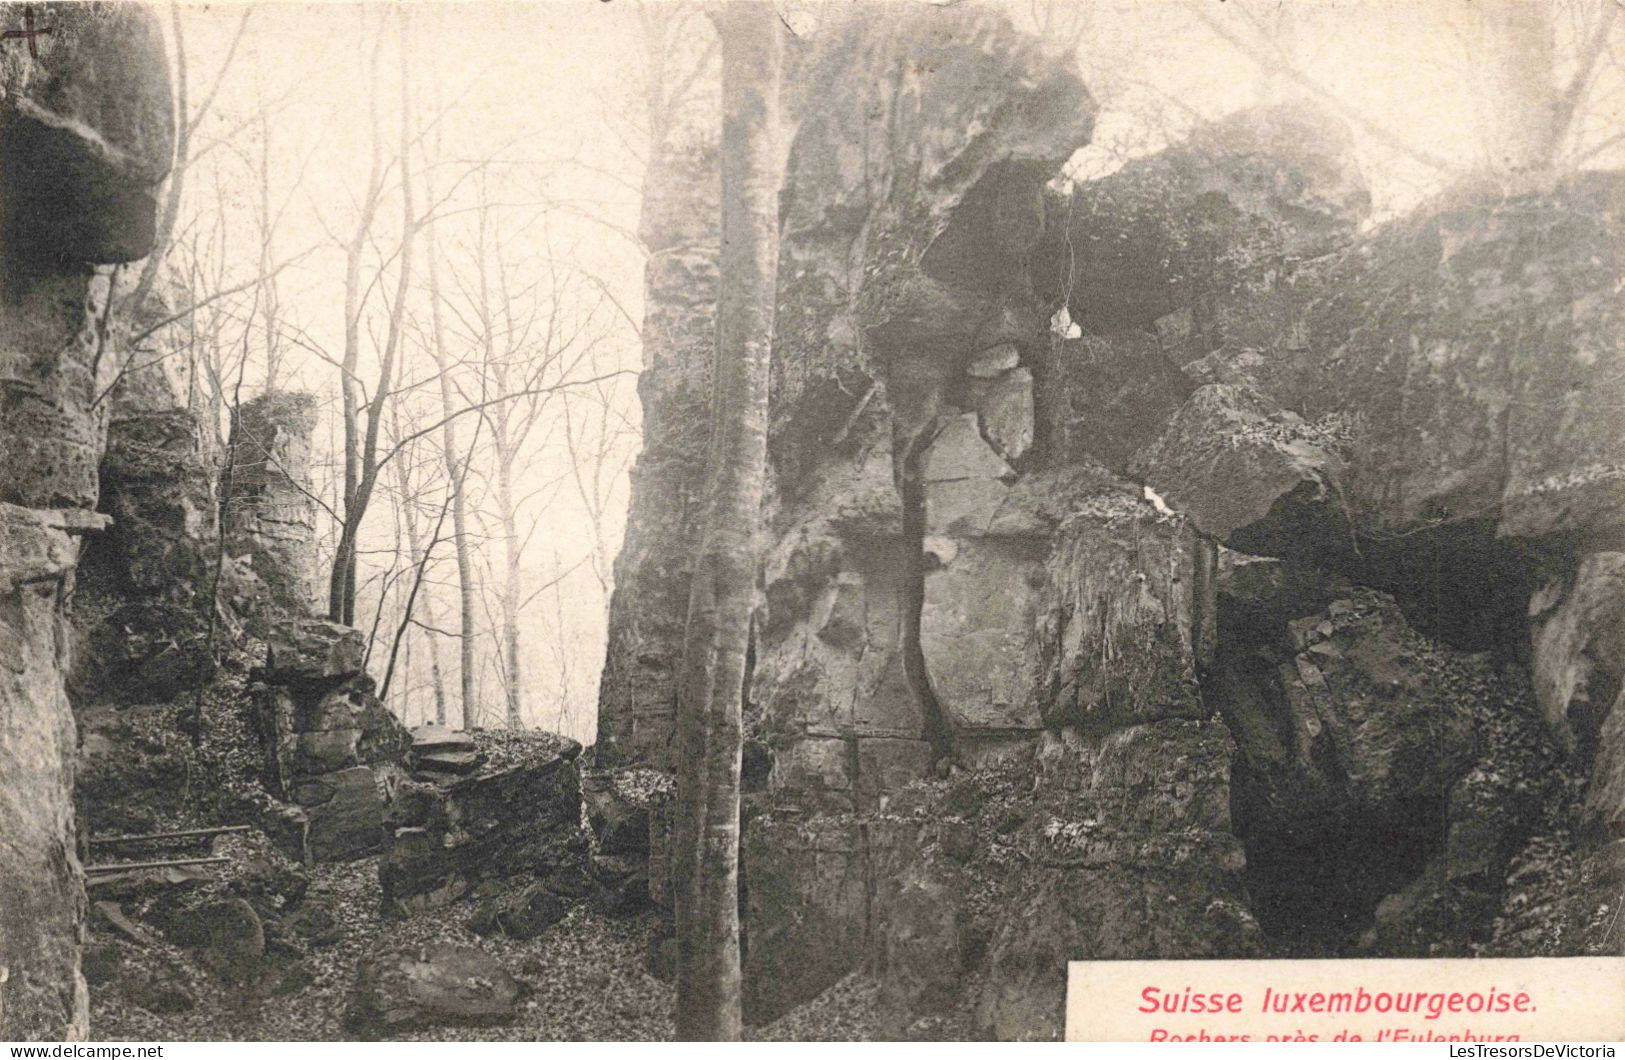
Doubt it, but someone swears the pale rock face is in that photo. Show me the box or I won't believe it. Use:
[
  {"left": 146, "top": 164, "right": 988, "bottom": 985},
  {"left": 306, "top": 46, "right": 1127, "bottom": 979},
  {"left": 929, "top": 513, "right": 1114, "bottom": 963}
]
[
  {"left": 223, "top": 391, "right": 320, "bottom": 617},
  {"left": 922, "top": 412, "right": 1014, "bottom": 483},
  {"left": 920, "top": 539, "right": 1044, "bottom": 731},
  {"left": 976, "top": 367, "right": 1033, "bottom": 464},
  {"left": 0, "top": 1, "right": 173, "bottom": 1039}
]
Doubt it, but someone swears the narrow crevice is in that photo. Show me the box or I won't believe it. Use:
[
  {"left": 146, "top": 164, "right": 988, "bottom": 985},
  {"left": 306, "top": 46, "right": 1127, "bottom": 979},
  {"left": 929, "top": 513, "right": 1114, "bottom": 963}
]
[{"left": 898, "top": 444, "right": 954, "bottom": 766}]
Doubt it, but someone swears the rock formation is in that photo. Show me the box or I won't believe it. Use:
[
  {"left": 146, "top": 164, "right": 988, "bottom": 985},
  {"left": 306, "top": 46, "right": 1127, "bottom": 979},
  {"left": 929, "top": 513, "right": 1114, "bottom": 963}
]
[
  {"left": 223, "top": 390, "right": 319, "bottom": 618},
  {"left": 248, "top": 620, "right": 412, "bottom": 862},
  {"left": 599, "top": 3, "right": 1625, "bottom": 1040},
  {"left": 378, "top": 729, "right": 585, "bottom": 916},
  {"left": 71, "top": 309, "right": 223, "bottom": 707},
  {"left": 0, "top": 2, "right": 173, "bottom": 1038},
  {"left": 595, "top": 133, "right": 720, "bottom": 769}
]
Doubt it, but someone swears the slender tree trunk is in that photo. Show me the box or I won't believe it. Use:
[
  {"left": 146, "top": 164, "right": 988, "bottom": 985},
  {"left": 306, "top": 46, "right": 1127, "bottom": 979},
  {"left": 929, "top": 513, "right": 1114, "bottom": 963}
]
[
  {"left": 330, "top": 9, "right": 417, "bottom": 625},
  {"left": 422, "top": 135, "right": 479, "bottom": 730},
  {"left": 495, "top": 439, "right": 526, "bottom": 730},
  {"left": 1475, "top": 0, "right": 1560, "bottom": 172},
  {"left": 673, "top": 3, "right": 781, "bottom": 1041},
  {"left": 336, "top": 18, "right": 384, "bottom": 624},
  {"left": 394, "top": 447, "right": 448, "bottom": 724}
]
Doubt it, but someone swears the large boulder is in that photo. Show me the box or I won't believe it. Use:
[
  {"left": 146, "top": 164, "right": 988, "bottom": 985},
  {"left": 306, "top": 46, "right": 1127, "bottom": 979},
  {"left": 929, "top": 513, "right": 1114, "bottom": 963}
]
[
  {"left": 973, "top": 720, "right": 1259, "bottom": 1040},
  {"left": 0, "top": 3, "right": 175, "bottom": 265},
  {"left": 260, "top": 620, "right": 366, "bottom": 689},
  {"left": 1041, "top": 332, "right": 1194, "bottom": 474},
  {"left": 1029, "top": 472, "right": 1208, "bottom": 732},
  {"left": 255, "top": 682, "right": 412, "bottom": 796},
  {"left": 1298, "top": 174, "right": 1625, "bottom": 548},
  {"left": 1131, "top": 383, "right": 1349, "bottom": 557},
  {"left": 1040, "top": 99, "right": 1368, "bottom": 337},
  {"left": 1531, "top": 553, "right": 1625, "bottom": 759},
  {"left": 347, "top": 942, "right": 522, "bottom": 1034},
  {"left": 1211, "top": 590, "right": 1495, "bottom": 943},
  {"left": 249, "top": 619, "right": 409, "bottom": 863}
]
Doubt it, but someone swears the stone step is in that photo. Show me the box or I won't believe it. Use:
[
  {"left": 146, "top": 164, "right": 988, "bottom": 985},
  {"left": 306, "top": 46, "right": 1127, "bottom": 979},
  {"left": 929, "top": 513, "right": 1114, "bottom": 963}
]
[
  {"left": 409, "top": 725, "right": 475, "bottom": 754},
  {"left": 415, "top": 750, "right": 485, "bottom": 776}
]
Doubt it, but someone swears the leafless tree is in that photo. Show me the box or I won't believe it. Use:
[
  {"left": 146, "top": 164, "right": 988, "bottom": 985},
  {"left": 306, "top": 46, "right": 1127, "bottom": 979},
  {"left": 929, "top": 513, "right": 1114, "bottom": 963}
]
[{"left": 674, "top": 2, "right": 782, "bottom": 1041}]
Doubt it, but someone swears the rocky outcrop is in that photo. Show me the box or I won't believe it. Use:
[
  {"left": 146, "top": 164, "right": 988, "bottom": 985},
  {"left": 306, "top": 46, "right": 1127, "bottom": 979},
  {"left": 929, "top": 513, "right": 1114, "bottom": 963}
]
[
  {"left": 1531, "top": 553, "right": 1625, "bottom": 837},
  {"left": 378, "top": 730, "right": 584, "bottom": 916},
  {"left": 0, "top": 2, "right": 173, "bottom": 1039},
  {"left": 71, "top": 333, "right": 224, "bottom": 706},
  {"left": 594, "top": 134, "right": 719, "bottom": 769},
  {"left": 974, "top": 721, "right": 1262, "bottom": 1040},
  {"left": 249, "top": 620, "right": 410, "bottom": 862},
  {"left": 223, "top": 390, "right": 318, "bottom": 618},
  {"left": 754, "top": 2, "right": 1095, "bottom": 789},
  {"left": 1041, "top": 101, "right": 1368, "bottom": 339},
  {"left": 1300, "top": 175, "right": 1625, "bottom": 551}
]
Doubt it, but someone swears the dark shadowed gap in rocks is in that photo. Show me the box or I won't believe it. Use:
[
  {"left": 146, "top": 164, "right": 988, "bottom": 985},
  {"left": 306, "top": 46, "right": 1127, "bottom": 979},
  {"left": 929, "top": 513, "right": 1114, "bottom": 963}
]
[
  {"left": 1207, "top": 579, "right": 1451, "bottom": 953},
  {"left": 1202, "top": 528, "right": 1557, "bottom": 955},
  {"left": 1241, "top": 792, "right": 1449, "bottom": 954},
  {"left": 897, "top": 425, "right": 953, "bottom": 766},
  {"left": 1335, "top": 516, "right": 1537, "bottom": 653}
]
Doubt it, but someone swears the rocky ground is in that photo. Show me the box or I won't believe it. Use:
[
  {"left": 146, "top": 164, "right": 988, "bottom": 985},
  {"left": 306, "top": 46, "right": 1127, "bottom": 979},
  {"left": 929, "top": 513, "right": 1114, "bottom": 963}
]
[
  {"left": 77, "top": 640, "right": 1616, "bottom": 1043},
  {"left": 75, "top": 643, "right": 885, "bottom": 1042},
  {"left": 86, "top": 832, "right": 889, "bottom": 1042},
  {"left": 88, "top": 840, "right": 670, "bottom": 1041}
]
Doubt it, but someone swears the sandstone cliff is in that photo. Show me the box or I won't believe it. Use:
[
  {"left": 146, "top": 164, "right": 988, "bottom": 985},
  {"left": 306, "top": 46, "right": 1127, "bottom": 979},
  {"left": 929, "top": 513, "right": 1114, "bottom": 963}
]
[
  {"left": 598, "top": 4, "right": 1625, "bottom": 1039},
  {"left": 0, "top": 2, "right": 174, "bottom": 1038}
]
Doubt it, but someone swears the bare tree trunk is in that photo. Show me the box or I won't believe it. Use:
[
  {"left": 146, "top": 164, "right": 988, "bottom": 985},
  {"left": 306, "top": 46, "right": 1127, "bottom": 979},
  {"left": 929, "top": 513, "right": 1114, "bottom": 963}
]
[
  {"left": 422, "top": 119, "right": 479, "bottom": 731},
  {"left": 329, "top": 8, "right": 417, "bottom": 624},
  {"left": 673, "top": 3, "right": 780, "bottom": 1041},
  {"left": 494, "top": 436, "right": 526, "bottom": 730},
  {"left": 1474, "top": 0, "right": 1559, "bottom": 172},
  {"left": 393, "top": 442, "right": 449, "bottom": 724},
  {"left": 336, "top": 16, "right": 385, "bottom": 624}
]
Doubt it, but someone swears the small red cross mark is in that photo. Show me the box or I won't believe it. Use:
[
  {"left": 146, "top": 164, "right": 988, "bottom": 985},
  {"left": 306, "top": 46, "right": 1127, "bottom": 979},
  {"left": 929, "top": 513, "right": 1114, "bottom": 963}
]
[{"left": 2, "top": 5, "right": 52, "bottom": 59}]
